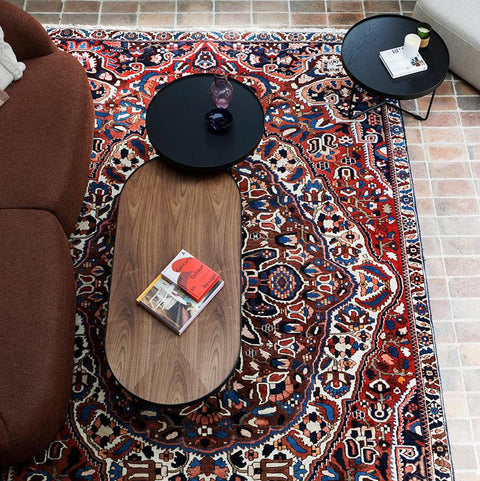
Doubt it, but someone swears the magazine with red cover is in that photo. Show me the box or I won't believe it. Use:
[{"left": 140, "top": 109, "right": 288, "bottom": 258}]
[{"left": 161, "top": 249, "right": 220, "bottom": 302}]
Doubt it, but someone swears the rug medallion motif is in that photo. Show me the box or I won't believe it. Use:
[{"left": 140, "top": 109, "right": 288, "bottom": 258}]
[{"left": 2, "top": 29, "right": 453, "bottom": 481}]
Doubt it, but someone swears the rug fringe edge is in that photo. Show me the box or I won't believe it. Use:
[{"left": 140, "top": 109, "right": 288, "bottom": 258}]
[{"left": 43, "top": 24, "right": 348, "bottom": 34}]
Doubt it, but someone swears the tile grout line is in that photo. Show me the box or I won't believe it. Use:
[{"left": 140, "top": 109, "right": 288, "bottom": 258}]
[
  {"left": 417, "top": 106, "right": 456, "bottom": 338},
  {"left": 174, "top": 0, "right": 178, "bottom": 30},
  {"left": 98, "top": 0, "right": 102, "bottom": 26},
  {"left": 429, "top": 296, "right": 480, "bottom": 301},
  {"left": 454, "top": 75, "right": 480, "bottom": 470},
  {"left": 414, "top": 109, "right": 463, "bottom": 403},
  {"left": 461, "top": 110, "right": 480, "bottom": 213},
  {"left": 406, "top": 44, "right": 480, "bottom": 471}
]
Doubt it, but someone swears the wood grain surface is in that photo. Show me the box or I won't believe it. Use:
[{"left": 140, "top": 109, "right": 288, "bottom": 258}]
[{"left": 105, "top": 159, "right": 241, "bottom": 405}]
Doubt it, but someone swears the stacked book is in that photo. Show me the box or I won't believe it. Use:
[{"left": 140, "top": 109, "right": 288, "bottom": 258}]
[
  {"left": 136, "top": 249, "right": 224, "bottom": 334},
  {"left": 379, "top": 46, "right": 428, "bottom": 79}
]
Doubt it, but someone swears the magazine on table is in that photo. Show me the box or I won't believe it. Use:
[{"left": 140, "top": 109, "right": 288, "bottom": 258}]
[
  {"left": 136, "top": 273, "right": 224, "bottom": 335},
  {"left": 161, "top": 249, "right": 220, "bottom": 302},
  {"left": 379, "top": 46, "right": 428, "bottom": 79}
]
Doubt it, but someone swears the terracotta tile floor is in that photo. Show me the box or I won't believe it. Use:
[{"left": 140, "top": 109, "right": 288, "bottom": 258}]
[{"left": 15, "top": 0, "right": 480, "bottom": 478}]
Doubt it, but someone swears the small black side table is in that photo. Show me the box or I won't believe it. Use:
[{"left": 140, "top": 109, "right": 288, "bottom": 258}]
[
  {"left": 146, "top": 74, "right": 265, "bottom": 171},
  {"left": 341, "top": 14, "right": 450, "bottom": 121}
]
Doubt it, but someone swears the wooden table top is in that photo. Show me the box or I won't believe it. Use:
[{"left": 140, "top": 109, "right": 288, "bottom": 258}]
[{"left": 105, "top": 159, "right": 241, "bottom": 405}]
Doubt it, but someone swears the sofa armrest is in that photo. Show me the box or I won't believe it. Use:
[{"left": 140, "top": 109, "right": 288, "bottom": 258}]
[
  {"left": 0, "top": 0, "right": 56, "bottom": 60},
  {"left": 0, "top": 50, "right": 94, "bottom": 235}
]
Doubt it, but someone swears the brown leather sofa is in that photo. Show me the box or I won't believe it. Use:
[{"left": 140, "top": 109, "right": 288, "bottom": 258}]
[{"left": 0, "top": 0, "right": 94, "bottom": 466}]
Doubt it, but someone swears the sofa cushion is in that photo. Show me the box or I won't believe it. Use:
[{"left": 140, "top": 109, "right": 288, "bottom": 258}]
[
  {"left": 0, "top": 209, "right": 76, "bottom": 466},
  {"left": 414, "top": 0, "right": 480, "bottom": 90},
  {"left": 0, "top": 50, "right": 94, "bottom": 235}
]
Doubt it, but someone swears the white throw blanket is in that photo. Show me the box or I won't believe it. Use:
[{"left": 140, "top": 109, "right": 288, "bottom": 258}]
[{"left": 0, "top": 26, "right": 26, "bottom": 90}]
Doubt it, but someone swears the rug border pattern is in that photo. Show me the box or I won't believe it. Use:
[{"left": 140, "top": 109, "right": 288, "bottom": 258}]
[{"left": 2, "top": 28, "right": 453, "bottom": 481}]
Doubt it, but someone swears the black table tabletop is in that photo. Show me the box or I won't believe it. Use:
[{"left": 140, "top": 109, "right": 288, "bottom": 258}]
[
  {"left": 341, "top": 14, "right": 450, "bottom": 100},
  {"left": 146, "top": 74, "right": 265, "bottom": 171}
]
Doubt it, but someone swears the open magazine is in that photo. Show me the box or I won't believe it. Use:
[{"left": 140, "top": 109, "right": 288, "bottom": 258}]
[{"left": 379, "top": 46, "right": 427, "bottom": 79}]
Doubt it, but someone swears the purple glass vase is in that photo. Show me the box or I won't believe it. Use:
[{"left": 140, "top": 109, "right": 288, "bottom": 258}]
[{"left": 210, "top": 69, "right": 233, "bottom": 109}]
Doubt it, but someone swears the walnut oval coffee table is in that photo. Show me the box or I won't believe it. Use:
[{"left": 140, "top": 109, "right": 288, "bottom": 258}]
[{"left": 105, "top": 159, "right": 241, "bottom": 405}]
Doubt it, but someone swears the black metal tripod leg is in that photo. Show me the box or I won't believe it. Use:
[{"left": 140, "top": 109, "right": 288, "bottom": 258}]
[
  {"left": 347, "top": 82, "right": 387, "bottom": 119},
  {"left": 386, "top": 89, "right": 437, "bottom": 121},
  {"left": 352, "top": 99, "right": 388, "bottom": 119},
  {"left": 347, "top": 83, "right": 358, "bottom": 119},
  {"left": 418, "top": 89, "right": 436, "bottom": 121}
]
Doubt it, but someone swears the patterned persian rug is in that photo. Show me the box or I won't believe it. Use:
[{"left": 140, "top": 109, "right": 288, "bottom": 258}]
[{"left": 2, "top": 29, "right": 453, "bottom": 481}]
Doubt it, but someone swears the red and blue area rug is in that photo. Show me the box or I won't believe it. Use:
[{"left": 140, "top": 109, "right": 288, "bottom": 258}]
[{"left": 3, "top": 29, "right": 453, "bottom": 481}]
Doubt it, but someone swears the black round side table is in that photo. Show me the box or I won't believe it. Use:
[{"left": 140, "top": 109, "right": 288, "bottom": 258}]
[
  {"left": 341, "top": 14, "right": 450, "bottom": 121},
  {"left": 146, "top": 74, "right": 265, "bottom": 171}
]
